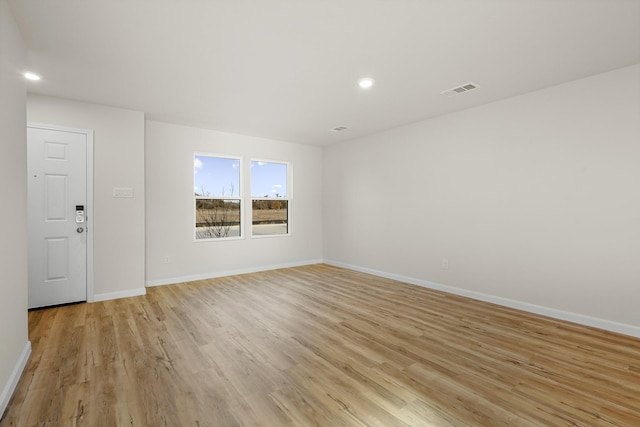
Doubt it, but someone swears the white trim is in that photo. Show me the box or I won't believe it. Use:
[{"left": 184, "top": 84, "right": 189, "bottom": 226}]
[
  {"left": 93, "top": 288, "right": 146, "bottom": 302},
  {"left": 324, "top": 260, "right": 640, "bottom": 339},
  {"left": 85, "top": 131, "right": 95, "bottom": 302},
  {"left": 0, "top": 341, "right": 31, "bottom": 418},
  {"left": 146, "top": 259, "right": 323, "bottom": 287},
  {"left": 27, "top": 123, "right": 95, "bottom": 304},
  {"left": 250, "top": 231, "right": 291, "bottom": 240}
]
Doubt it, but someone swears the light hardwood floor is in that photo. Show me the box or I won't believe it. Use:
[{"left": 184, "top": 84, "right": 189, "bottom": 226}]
[{"left": 2, "top": 264, "right": 639, "bottom": 426}]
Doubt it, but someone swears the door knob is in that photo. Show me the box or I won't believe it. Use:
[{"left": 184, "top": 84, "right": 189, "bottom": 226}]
[{"left": 77, "top": 227, "right": 84, "bottom": 233}]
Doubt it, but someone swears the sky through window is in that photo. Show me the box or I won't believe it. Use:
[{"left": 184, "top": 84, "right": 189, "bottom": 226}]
[
  {"left": 251, "top": 161, "right": 287, "bottom": 198},
  {"left": 194, "top": 155, "right": 239, "bottom": 197}
]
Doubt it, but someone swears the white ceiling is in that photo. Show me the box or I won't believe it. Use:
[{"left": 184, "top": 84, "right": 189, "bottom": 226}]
[{"left": 8, "top": 0, "right": 640, "bottom": 146}]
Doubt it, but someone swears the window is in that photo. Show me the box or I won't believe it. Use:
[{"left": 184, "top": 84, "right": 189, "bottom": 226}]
[
  {"left": 194, "top": 154, "right": 242, "bottom": 240},
  {"left": 251, "top": 160, "right": 289, "bottom": 237}
]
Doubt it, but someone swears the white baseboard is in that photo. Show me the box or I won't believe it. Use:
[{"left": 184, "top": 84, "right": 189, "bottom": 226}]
[
  {"left": 0, "top": 341, "right": 31, "bottom": 418},
  {"left": 145, "top": 259, "right": 324, "bottom": 287},
  {"left": 93, "top": 287, "right": 146, "bottom": 302},
  {"left": 324, "top": 259, "right": 640, "bottom": 339}
]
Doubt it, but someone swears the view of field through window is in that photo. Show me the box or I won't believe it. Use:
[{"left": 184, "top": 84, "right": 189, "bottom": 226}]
[
  {"left": 251, "top": 160, "right": 289, "bottom": 236},
  {"left": 194, "top": 155, "right": 289, "bottom": 239},
  {"left": 194, "top": 155, "right": 241, "bottom": 239}
]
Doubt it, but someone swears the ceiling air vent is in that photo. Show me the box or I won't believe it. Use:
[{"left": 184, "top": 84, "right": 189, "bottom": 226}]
[
  {"left": 331, "top": 126, "right": 349, "bottom": 132},
  {"left": 441, "top": 82, "right": 480, "bottom": 97}
]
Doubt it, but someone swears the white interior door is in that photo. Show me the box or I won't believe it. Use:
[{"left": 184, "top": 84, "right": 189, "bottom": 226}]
[{"left": 28, "top": 126, "right": 88, "bottom": 308}]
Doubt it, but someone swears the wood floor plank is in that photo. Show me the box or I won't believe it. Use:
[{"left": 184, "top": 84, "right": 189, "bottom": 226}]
[{"left": 2, "top": 264, "right": 639, "bottom": 426}]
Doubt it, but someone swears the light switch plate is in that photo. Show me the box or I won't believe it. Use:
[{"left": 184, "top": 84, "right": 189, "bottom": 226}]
[{"left": 113, "top": 187, "right": 133, "bottom": 198}]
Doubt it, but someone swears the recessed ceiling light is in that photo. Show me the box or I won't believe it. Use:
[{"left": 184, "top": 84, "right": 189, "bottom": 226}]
[
  {"left": 358, "top": 77, "right": 375, "bottom": 89},
  {"left": 24, "top": 72, "right": 41, "bottom": 81}
]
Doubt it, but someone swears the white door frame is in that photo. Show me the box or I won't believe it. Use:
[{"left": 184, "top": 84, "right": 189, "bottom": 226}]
[{"left": 27, "top": 123, "right": 95, "bottom": 303}]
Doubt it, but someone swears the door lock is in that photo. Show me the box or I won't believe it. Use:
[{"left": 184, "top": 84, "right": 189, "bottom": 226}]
[
  {"left": 77, "top": 227, "right": 84, "bottom": 233},
  {"left": 75, "top": 205, "right": 85, "bottom": 223}
]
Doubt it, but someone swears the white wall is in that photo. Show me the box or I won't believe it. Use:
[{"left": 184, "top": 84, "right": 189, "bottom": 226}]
[
  {"left": 324, "top": 65, "right": 640, "bottom": 335},
  {"left": 145, "top": 120, "right": 323, "bottom": 285},
  {"left": 27, "top": 95, "right": 146, "bottom": 299},
  {"left": 0, "top": 0, "right": 30, "bottom": 416}
]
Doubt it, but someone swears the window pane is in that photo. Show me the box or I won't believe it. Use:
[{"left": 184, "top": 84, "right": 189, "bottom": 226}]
[
  {"left": 250, "top": 161, "right": 287, "bottom": 198},
  {"left": 252, "top": 200, "right": 288, "bottom": 236},
  {"left": 194, "top": 155, "right": 240, "bottom": 197},
  {"left": 196, "top": 199, "right": 241, "bottom": 239}
]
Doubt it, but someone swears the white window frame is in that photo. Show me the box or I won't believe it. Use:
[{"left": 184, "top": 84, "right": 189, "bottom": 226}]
[
  {"left": 250, "top": 159, "right": 292, "bottom": 238},
  {"left": 194, "top": 152, "right": 244, "bottom": 241}
]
